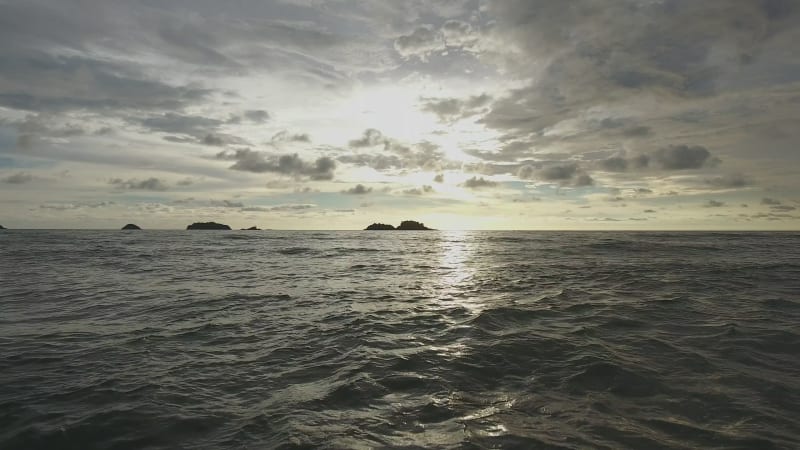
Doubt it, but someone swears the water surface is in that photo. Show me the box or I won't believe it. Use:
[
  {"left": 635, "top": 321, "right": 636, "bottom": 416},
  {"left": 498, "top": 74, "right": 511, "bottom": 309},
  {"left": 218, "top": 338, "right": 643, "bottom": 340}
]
[{"left": 1, "top": 231, "right": 799, "bottom": 448}]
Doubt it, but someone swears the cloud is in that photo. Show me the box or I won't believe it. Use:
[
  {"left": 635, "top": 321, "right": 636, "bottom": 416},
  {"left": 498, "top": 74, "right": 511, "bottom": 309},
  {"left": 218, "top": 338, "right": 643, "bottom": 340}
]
[
  {"left": 652, "top": 145, "right": 714, "bottom": 170},
  {"left": 421, "top": 94, "right": 492, "bottom": 122},
  {"left": 217, "top": 150, "right": 335, "bottom": 180},
  {"left": 394, "top": 25, "right": 444, "bottom": 59},
  {"left": 109, "top": 177, "right": 168, "bottom": 191},
  {"left": 140, "top": 113, "right": 223, "bottom": 136},
  {"left": 598, "top": 156, "right": 629, "bottom": 172},
  {"left": 271, "top": 130, "right": 311, "bottom": 143},
  {"left": 402, "top": 185, "right": 434, "bottom": 195},
  {"left": 759, "top": 198, "right": 796, "bottom": 212},
  {"left": 349, "top": 128, "right": 387, "bottom": 148},
  {"left": 706, "top": 173, "right": 749, "bottom": 188},
  {"left": 462, "top": 176, "right": 497, "bottom": 189},
  {"left": 597, "top": 146, "right": 716, "bottom": 173},
  {"left": 202, "top": 134, "right": 225, "bottom": 146},
  {"left": 517, "top": 162, "right": 594, "bottom": 186},
  {"left": 540, "top": 164, "right": 579, "bottom": 181},
  {"left": 342, "top": 184, "right": 372, "bottom": 195},
  {"left": 265, "top": 204, "right": 315, "bottom": 212},
  {"left": 243, "top": 110, "right": 270, "bottom": 123},
  {"left": 573, "top": 174, "right": 594, "bottom": 187},
  {"left": 2, "top": 172, "right": 33, "bottom": 184},
  {"left": 0, "top": 52, "right": 211, "bottom": 113},
  {"left": 433, "top": 173, "right": 444, "bottom": 183},
  {"left": 343, "top": 129, "right": 450, "bottom": 171},
  {"left": 441, "top": 20, "right": 475, "bottom": 47},
  {"left": 209, "top": 199, "right": 244, "bottom": 208},
  {"left": 704, "top": 200, "right": 726, "bottom": 208},
  {"left": 38, "top": 201, "right": 116, "bottom": 211}
]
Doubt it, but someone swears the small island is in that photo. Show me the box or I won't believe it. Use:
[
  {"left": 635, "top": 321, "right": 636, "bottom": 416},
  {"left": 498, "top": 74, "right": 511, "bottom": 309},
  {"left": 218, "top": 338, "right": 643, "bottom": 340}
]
[
  {"left": 187, "top": 222, "right": 231, "bottom": 230},
  {"left": 121, "top": 224, "right": 141, "bottom": 230},
  {"left": 241, "top": 226, "right": 261, "bottom": 230},
  {"left": 365, "top": 223, "right": 395, "bottom": 230},
  {"left": 0, "top": 224, "right": 5, "bottom": 229},
  {"left": 365, "top": 220, "right": 433, "bottom": 230}
]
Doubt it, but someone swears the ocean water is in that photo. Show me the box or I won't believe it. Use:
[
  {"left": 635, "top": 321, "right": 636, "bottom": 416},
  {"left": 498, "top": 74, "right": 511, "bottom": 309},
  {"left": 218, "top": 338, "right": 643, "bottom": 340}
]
[{"left": 1, "top": 230, "right": 799, "bottom": 449}]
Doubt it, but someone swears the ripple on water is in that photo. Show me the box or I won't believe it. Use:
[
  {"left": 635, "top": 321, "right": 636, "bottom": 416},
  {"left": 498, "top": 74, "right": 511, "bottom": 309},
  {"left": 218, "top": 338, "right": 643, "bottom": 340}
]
[{"left": 1, "top": 230, "right": 799, "bottom": 449}]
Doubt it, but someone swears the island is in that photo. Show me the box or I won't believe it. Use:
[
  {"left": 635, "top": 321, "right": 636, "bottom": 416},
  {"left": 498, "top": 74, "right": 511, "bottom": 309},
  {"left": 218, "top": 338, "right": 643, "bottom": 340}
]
[
  {"left": 241, "top": 226, "right": 261, "bottom": 230},
  {"left": 365, "top": 220, "right": 433, "bottom": 230},
  {"left": 365, "top": 223, "right": 395, "bottom": 230},
  {"left": 121, "top": 224, "right": 141, "bottom": 230},
  {"left": 0, "top": 224, "right": 5, "bottom": 229},
  {"left": 187, "top": 222, "right": 231, "bottom": 230}
]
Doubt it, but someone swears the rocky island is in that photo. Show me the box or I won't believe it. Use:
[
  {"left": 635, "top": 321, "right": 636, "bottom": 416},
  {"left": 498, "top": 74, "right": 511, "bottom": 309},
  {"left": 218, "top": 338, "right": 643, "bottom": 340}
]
[
  {"left": 121, "top": 224, "right": 141, "bottom": 230},
  {"left": 241, "top": 226, "right": 261, "bottom": 230},
  {"left": 0, "top": 224, "right": 5, "bottom": 229},
  {"left": 187, "top": 222, "right": 231, "bottom": 230},
  {"left": 365, "top": 220, "right": 433, "bottom": 230},
  {"left": 364, "top": 223, "right": 395, "bottom": 230}
]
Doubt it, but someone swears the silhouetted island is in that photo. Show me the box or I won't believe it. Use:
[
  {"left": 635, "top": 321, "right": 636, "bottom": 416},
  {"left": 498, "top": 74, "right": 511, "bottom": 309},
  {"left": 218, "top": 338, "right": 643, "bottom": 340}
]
[
  {"left": 187, "top": 222, "right": 231, "bottom": 230},
  {"left": 241, "top": 226, "right": 261, "bottom": 230},
  {"left": 365, "top": 220, "right": 433, "bottom": 230},
  {"left": 121, "top": 224, "right": 141, "bottom": 230},
  {"left": 0, "top": 224, "right": 5, "bottom": 229},
  {"left": 365, "top": 223, "right": 395, "bottom": 230}
]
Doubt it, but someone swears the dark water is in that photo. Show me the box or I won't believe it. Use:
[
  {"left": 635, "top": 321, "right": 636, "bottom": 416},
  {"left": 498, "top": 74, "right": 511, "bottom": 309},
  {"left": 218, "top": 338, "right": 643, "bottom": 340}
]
[{"left": 1, "top": 230, "right": 799, "bottom": 449}]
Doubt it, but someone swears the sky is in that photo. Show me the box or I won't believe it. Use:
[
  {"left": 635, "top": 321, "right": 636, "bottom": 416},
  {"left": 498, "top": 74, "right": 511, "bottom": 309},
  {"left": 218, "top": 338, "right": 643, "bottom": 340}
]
[{"left": 1, "top": 0, "right": 799, "bottom": 230}]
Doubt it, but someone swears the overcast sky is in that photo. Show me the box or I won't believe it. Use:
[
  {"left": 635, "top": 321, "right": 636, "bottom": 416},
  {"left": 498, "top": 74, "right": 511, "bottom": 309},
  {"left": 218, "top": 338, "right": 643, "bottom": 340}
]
[{"left": 1, "top": 0, "right": 798, "bottom": 229}]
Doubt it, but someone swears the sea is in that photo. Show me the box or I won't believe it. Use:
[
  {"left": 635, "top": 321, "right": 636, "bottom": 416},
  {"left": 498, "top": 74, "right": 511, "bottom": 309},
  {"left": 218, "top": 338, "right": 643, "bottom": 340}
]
[{"left": 1, "top": 230, "right": 799, "bottom": 449}]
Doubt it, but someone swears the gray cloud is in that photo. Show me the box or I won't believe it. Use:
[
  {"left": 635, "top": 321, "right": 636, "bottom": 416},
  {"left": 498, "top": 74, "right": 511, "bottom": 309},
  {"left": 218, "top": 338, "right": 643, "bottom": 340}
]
[
  {"left": 623, "top": 126, "right": 652, "bottom": 138},
  {"left": 597, "top": 146, "right": 716, "bottom": 173},
  {"left": 109, "top": 177, "right": 168, "bottom": 191},
  {"left": 209, "top": 200, "right": 245, "bottom": 208},
  {"left": 573, "top": 174, "right": 594, "bottom": 187},
  {"left": 343, "top": 129, "right": 451, "bottom": 172},
  {"left": 653, "top": 145, "right": 714, "bottom": 170},
  {"left": 704, "top": 200, "right": 726, "bottom": 208},
  {"left": 38, "top": 201, "right": 116, "bottom": 211},
  {"left": 421, "top": 93, "right": 491, "bottom": 122},
  {"left": 402, "top": 185, "right": 434, "bottom": 195},
  {"left": 762, "top": 197, "right": 782, "bottom": 205},
  {"left": 705, "top": 173, "right": 750, "bottom": 188},
  {"left": 517, "top": 162, "right": 594, "bottom": 187},
  {"left": 462, "top": 176, "right": 497, "bottom": 189},
  {"left": 540, "top": 164, "right": 579, "bottom": 181},
  {"left": 265, "top": 204, "right": 315, "bottom": 212},
  {"left": 217, "top": 150, "right": 336, "bottom": 180},
  {"left": 2, "top": 172, "right": 33, "bottom": 184},
  {"left": 244, "top": 110, "right": 270, "bottom": 123},
  {"left": 599, "top": 156, "right": 630, "bottom": 172},
  {"left": 0, "top": 52, "right": 211, "bottom": 113},
  {"left": 202, "top": 134, "right": 225, "bottom": 146},
  {"left": 343, "top": 184, "right": 372, "bottom": 195},
  {"left": 441, "top": 20, "right": 475, "bottom": 47},
  {"left": 461, "top": 0, "right": 800, "bottom": 196},
  {"left": 349, "top": 128, "right": 387, "bottom": 148},
  {"left": 394, "top": 25, "right": 444, "bottom": 59},
  {"left": 271, "top": 130, "right": 311, "bottom": 143},
  {"left": 140, "top": 113, "right": 223, "bottom": 136}
]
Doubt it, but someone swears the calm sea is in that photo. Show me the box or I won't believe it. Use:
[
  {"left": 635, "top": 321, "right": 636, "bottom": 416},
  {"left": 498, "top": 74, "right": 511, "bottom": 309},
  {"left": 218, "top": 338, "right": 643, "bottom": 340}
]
[{"left": 1, "top": 230, "right": 799, "bottom": 449}]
